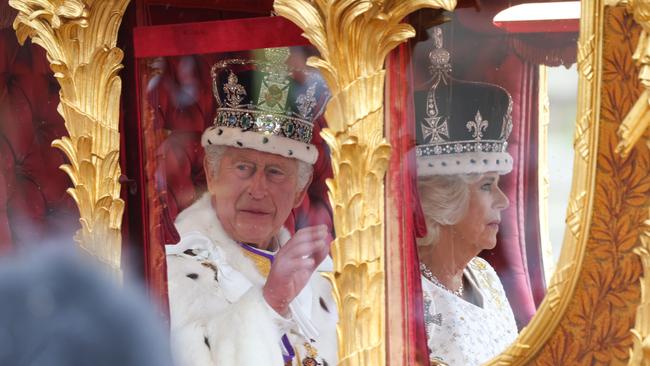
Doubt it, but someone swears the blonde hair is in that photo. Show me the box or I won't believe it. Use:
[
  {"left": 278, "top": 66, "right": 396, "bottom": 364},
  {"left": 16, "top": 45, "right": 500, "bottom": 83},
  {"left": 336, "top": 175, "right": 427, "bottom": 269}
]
[
  {"left": 204, "top": 145, "right": 313, "bottom": 191},
  {"left": 416, "top": 174, "right": 481, "bottom": 247}
]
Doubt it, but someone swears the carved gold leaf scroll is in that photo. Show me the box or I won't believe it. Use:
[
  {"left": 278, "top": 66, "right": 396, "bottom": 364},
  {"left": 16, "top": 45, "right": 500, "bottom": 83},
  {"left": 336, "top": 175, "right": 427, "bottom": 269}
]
[
  {"left": 273, "top": 1, "right": 456, "bottom": 365},
  {"left": 525, "top": 4, "right": 648, "bottom": 365},
  {"left": 618, "top": 0, "right": 650, "bottom": 157},
  {"left": 10, "top": 0, "right": 129, "bottom": 276},
  {"left": 621, "top": 2, "right": 650, "bottom": 365},
  {"left": 630, "top": 218, "right": 650, "bottom": 366},
  {"left": 489, "top": 0, "right": 604, "bottom": 364}
]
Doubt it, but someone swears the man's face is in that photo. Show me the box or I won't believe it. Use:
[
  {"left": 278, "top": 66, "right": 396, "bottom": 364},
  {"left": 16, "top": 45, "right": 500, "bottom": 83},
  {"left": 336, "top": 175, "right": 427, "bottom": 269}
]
[{"left": 206, "top": 147, "right": 307, "bottom": 250}]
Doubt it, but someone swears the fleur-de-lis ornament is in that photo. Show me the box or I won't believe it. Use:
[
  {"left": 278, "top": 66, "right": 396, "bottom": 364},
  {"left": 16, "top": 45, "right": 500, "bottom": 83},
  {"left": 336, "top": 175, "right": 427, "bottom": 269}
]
[
  {"left": 466, "top": 111, "right": 488, "bottom": 140},
  {"left": 223, "top": 72, "right": 246, "bottom": 107}
]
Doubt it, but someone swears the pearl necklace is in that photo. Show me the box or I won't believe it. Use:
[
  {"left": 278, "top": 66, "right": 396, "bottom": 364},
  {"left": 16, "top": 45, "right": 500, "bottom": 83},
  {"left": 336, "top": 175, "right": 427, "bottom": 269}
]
[{"left": 419, "top": 262, "right": 464, "bottom": 297}]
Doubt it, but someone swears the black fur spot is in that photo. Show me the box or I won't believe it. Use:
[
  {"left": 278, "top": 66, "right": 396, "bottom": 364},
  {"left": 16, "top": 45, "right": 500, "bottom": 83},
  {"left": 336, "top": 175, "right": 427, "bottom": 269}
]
[
  {"left": 201, "top": 262, "right": 219, "bottom": 282},
  {"left": 288, "top": 150, "right": 293, "bottom": 156},
  {"left": 186, "top": 273, "right": 199, "bottom": 280},
  {"left": 428, "top": 163, "right": 433, "bottom": 167},
  {"left": 263, "top": 137, "right": 269, "bottom": 144},
  {"left": 496, "top": 160, "right": 500, "bottom": 164},
  {"left": 204, "top": 336, "right": 211, "bottom": 350},
  {"left": 306, "top": 145, "right": 310, "bottom": 150},
  {"left": 483, "top": 159, "right": 488, "bottom": 164},
  {"left": 456, "top": 161, "right": 460, "bottom": 165},
  {"left": 207, "top": 139, "right": 213, "bottom": 145},
  {"left": 441, "top": 162, "right": 447, "bottom": 166},
  {"left": 183, "top": 249, "right": 196, "bottom": 256},
  {"left": 201, "top": 262, "right": 217, "bottom": 271},
  {"left": 319, "top": 297, "right": 330, "bottom": 313},
  {"left": 470, "top": 159, "right": 476, "bottom": 164},
  {"left": 217, "top": 129, "right": 223, "bottom": 135},
  {"left": 236, "top": 141, "right": 243, "bottom": 147}
]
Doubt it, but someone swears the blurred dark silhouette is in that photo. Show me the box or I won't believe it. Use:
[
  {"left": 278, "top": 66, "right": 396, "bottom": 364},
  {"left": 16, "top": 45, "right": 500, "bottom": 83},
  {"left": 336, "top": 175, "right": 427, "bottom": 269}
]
[{"left": 0, "top": 247, "right": 173, "bottom": 366}]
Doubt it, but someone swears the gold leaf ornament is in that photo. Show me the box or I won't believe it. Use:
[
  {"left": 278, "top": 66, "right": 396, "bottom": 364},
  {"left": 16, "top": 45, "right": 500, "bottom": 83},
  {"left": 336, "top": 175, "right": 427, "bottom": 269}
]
[
  {"left": 617, "top": 0, "right": 650, "bottom": 157},
  {"left": 274, "top": 0, "right": 456, "bottom": 365},
  {"left": 10, "top": 0, "right": 130, "bottom": 277}
]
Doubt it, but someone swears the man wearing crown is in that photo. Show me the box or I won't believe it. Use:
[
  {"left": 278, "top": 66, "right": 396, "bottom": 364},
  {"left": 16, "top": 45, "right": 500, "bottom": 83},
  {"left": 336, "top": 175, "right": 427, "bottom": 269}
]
[{"left": 165, "top": 48, "right": 337, "bottom": 366}]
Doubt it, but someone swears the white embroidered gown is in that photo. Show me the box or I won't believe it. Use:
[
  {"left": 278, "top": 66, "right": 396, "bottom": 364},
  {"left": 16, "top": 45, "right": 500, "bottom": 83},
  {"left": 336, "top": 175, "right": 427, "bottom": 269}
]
[{"left": 422, "top": 257, "right": 518, "bottom": 366}]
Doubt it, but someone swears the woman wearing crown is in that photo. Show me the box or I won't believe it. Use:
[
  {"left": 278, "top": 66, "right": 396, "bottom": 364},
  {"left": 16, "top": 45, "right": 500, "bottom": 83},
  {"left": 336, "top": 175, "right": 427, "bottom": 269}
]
[{"left": 415, "top": 28, "right": 518, "bottom": 366}]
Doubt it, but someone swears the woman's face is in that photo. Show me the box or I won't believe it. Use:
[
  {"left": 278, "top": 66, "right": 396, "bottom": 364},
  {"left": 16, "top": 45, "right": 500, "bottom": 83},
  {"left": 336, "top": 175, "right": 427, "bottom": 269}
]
[{"left": 451, "top": 172, "right": 509, "bottom": 251}]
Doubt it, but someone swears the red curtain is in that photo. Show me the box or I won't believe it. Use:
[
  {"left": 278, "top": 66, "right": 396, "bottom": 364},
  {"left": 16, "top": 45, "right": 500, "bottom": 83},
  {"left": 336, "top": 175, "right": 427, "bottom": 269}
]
[{"left": 385, "top": 43, "right": 430, "bottom": 365}]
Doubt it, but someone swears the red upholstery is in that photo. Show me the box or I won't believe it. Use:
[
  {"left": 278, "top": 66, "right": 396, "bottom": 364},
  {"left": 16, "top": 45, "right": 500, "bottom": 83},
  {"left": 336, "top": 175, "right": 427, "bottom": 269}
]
[{"left": 0, "top": 28, "right": 78, "bottom": 250}]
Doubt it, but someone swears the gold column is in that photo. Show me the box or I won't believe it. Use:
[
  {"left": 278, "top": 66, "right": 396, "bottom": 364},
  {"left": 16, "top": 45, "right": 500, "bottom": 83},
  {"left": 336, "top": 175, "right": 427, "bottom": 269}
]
[
  {"left": 273, "top": 1, "right": 456, "bottom": 365},
  {"left": 10, "top": 0, "right": 129, "bottom": 276}
]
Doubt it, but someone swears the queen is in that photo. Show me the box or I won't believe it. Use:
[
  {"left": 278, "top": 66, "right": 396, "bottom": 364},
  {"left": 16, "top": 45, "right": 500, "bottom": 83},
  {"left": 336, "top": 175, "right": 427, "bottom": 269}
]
[{"left": 414, "top": 28, "right": 519, "bottom": 366}]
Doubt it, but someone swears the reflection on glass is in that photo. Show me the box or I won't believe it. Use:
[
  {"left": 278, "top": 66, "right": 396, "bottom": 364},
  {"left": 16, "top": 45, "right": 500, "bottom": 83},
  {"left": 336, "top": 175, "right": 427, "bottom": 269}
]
[
  {"left": 414, "top": 27, "right": 518, "bottom": 366},
  {"left": 139, "top": 46, "right": 338, "bottom": 366}
]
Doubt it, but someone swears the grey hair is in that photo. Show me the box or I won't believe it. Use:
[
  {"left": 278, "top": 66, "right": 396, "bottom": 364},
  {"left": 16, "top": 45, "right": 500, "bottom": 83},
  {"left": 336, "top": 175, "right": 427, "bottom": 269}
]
[
  {"left": 416, "top": 174, "right": 481, "bottom": 247},
  {"left": 204, "top": 145, "right": 313, "bottom": 191}
]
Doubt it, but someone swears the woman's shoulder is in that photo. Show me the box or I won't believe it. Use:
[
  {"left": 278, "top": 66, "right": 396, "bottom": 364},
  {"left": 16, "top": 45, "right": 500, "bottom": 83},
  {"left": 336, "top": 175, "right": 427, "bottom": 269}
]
[
  {"left": 467, "top": 257, "right": 513, "bottom": 313},
  {"left": 468, "top": 256, "right": 499, "bottom": 279}
]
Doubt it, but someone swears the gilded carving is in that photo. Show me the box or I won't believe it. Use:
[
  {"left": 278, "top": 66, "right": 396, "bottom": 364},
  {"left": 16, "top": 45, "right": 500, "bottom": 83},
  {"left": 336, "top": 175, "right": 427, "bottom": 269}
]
[
  {"left": 529, "top": 5, "right": 648, "bottom": 365},
  {"left": 566, "top": 191, "right": 588, "bottom": 239},
  {"left": 545, "top": 263, "right": 574, "bottom": 313},
  {"left": 630, "top": 218, "right": 650, "bottom": 366},
  {"left": 489, "top": 0, "right": 603, "bottom": 364},
  {"left": 578, "top": 35, "right": 596, "bottom": 81},
  {"left": 5, "top": 1, "right": 647, "bottom": 366},
  {"left": 618, "top": 0, "right": 650, "bottom": 157},
  {"left": 618, "top": 2, "right": 650, "bottom": 366},
  {"left": 273, "top": 1, "right": 456, "bottom": 365},
  {"left": 575, "top": 110, "right": 593, "bottom": 161},
  {"left": 10, "top": 0, "right": 129, "bottom": 276}
]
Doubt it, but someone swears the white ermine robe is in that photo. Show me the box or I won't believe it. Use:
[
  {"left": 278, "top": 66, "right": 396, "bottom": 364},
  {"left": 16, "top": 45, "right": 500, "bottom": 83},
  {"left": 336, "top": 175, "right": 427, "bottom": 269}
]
[{"left": 166, "top": 194, "right": 338, "bottom": 366}]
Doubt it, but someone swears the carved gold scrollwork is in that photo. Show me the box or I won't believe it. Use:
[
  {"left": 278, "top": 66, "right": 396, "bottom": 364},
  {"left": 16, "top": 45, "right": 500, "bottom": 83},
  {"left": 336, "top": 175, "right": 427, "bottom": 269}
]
[
  {"left": 574, "top": 110, "right": 593, "bottom": 161},
  {"left": 488, "top": 1, "right": 603, "bottom": 364},
  {"left": 544, "top": 263, "right": 572, "bottom": 313},
  {"left": 273, "top": 1, "right": 456, "bottom": 365},
  {"left": 10, "top": 0, "right": 129, "bottom": 276},
  {"left": 629, "top": 217, "right": 650, "bottom": 366},
  {"left": 620, "top": 2, "right": 650, "bottom": 365},
  {"left": 577, "top": 35, "right": 596, "bottom": 81},
  {"left": 618, "top": 0, "right": 650, "bottom": 157}
]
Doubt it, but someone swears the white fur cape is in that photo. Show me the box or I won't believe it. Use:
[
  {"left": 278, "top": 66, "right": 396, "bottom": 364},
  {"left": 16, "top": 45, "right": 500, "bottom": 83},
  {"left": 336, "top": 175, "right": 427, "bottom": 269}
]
[{"left": 166, "top": 193, "right": 338, "bottom": 366}]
